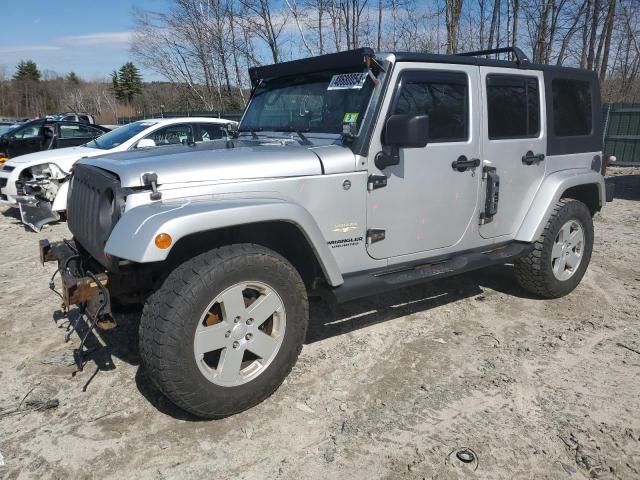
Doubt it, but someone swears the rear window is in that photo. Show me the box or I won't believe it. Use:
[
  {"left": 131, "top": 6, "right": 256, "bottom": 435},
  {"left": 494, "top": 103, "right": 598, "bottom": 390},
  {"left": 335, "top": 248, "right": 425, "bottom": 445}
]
[
  {"left": 552, "top": 79, "right": 592, "bottom": 136},
  {"left": 487, "top": 75, "right": 540, "bottom": 139}
]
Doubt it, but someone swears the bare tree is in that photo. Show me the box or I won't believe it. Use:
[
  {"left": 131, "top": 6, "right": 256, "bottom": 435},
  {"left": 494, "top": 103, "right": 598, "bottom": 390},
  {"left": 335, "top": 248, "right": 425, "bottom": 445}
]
[{"left": 445, "top": 0, "right": 464, "bottom": 53}]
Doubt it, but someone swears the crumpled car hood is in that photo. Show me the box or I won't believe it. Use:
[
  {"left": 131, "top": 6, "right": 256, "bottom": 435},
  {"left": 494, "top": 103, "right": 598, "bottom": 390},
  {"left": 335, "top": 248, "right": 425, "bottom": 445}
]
[{"left": 80, "top": 140, "right": 340, "bottom": 188}]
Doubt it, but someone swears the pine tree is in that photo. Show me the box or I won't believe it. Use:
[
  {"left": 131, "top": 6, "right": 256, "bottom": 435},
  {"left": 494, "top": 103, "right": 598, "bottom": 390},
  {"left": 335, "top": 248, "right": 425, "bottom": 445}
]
[
  {"left": 111, "top": 70, "right": 123, "bottom": 100},
  {"left": 13, "top": 60, "right": 40, "bottom": 82},
  {"left": 112, "top": 62, "right": 143, "bottom": 104},
  {"left": 66, "top": 72, "right": 80, "bottom": 85}
]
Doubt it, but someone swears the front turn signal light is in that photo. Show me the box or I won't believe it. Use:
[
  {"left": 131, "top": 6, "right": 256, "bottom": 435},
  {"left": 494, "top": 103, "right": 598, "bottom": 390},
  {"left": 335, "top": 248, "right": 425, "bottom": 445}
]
[{"left": 155, "top": 233, "right": 172, "bottom": 249}]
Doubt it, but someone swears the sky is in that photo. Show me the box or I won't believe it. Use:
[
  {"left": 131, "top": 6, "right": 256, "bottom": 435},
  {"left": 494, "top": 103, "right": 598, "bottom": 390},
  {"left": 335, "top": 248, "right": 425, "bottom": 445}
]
[{"left": 0, "top": 0, "right": 170, "bottom": 81}]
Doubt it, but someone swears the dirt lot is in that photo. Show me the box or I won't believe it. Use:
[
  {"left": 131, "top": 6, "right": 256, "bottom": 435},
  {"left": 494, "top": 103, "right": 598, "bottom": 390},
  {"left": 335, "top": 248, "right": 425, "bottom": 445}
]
[{"left": 0, "top": 167, "right": 639, "bottom": 480}]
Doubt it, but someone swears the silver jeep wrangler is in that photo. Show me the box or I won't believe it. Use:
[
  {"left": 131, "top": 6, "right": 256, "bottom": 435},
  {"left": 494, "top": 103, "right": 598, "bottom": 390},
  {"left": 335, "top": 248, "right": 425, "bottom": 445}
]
[{"left": 41, "top": 47, "right": 612, "bottom": 418}]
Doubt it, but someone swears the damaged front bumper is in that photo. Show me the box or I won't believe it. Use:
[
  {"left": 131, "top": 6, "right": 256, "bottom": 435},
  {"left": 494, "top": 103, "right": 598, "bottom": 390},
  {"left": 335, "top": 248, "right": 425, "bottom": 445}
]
[
  {"left": 18, "top": 196, "right": 60, "bottom": 232},
  {"left": 40, "top": 239, "right": 113, "bottom": 324}
]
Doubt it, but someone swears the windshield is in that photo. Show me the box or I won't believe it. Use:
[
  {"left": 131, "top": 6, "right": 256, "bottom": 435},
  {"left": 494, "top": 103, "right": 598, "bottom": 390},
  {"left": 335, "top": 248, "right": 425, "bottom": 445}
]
[
  {"left": 240, "top": 70, "right": 374, "bottom": 135},
  {"left": 0, "top": 124, "right": 21, "bottom": 136},
  {"left": 88, "top": 121, "right": 156, "bottom": 150}
]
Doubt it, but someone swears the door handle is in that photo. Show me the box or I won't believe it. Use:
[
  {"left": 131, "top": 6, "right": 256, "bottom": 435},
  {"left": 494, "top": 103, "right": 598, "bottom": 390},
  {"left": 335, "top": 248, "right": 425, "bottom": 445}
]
[
  {"left": 522, "top": 151, "right": 545, "bottom": 165},
  {"left": 451, "top": 155, "right": 480, "bottom": 172}
]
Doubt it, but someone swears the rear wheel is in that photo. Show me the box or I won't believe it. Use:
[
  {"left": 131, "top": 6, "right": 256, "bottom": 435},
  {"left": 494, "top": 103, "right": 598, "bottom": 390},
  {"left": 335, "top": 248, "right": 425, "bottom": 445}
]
[
  {"left": 515, "top": 198, "right": 594, "bottom": 298},
  {"left": 139, "top": 244, "right": 308, "bottom": 418}
]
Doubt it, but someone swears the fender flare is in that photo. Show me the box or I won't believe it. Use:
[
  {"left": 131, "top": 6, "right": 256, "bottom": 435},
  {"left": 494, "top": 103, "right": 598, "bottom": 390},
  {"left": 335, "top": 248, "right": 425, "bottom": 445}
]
[
  {"left": 105, "top": 196, "right": 344, "bottom": 286},
  {"left": 516, "top": 170, "right": 605, "bottom": 242}
]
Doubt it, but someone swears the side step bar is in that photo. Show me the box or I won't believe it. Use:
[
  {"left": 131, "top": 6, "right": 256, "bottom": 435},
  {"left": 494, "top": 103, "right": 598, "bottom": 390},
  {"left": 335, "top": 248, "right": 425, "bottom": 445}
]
[{"left": 331, "top": 242, "right": 532, "bottom": 303}]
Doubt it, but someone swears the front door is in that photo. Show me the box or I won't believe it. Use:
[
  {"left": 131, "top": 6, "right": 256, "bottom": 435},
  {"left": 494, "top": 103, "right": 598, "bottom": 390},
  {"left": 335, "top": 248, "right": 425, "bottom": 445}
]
[
  {"left": 7, "top": 124, "right": 43, "bottom": 157},
  {"left": 366, "top": 64, "right": 482, "bottom": 260},
  {"left": 478, "top": 67, "right": 546, "bottom": 238}
]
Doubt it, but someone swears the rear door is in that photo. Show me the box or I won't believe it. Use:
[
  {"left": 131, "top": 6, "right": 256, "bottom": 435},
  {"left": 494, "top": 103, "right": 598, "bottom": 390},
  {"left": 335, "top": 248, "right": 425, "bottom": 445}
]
[
  {"left": 366, "top": 63, "right": 482, "bottom": 259},
  {"left": 478, "top": 67, "right": 546, "bottom": 238}
]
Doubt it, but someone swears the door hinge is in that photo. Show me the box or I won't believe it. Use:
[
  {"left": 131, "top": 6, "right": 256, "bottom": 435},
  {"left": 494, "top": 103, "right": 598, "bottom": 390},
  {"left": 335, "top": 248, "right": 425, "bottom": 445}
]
[
  {"left": 366, "top": 229, "right": 386, "bottom": 245},
  {"left": 480, "top": 166, "right": 499, "bottom": 224},
  {"left": 367, "top": 174, "right": 387, "bottom": 191}
]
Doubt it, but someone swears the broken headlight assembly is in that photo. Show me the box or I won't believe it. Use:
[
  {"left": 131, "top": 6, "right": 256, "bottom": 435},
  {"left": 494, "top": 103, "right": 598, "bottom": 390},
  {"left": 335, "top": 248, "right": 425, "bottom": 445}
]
[
  {"left": 16, "top": 163, "right": 70, "bottom": 232},
  {"left": 17, "top": 163, "right": 69, "bottom": 202}
]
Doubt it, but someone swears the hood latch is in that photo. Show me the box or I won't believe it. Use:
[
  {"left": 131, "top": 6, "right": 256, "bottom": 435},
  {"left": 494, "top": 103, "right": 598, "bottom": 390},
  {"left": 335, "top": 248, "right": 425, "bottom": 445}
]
[{"left": 142, "top": 172, "right": 162, "bottom": 200}]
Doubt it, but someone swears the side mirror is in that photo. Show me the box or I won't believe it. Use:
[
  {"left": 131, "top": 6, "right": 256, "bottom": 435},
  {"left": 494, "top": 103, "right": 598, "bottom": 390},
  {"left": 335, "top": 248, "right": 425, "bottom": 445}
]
[
  {"left": 383, "top": 114, "right": 429, "bottom": 148},
  {"left": 226, "top": 122, "right": 238, "bottom": 138},
  {"left": 376, "top": 114, "right": 429, "bottom": 169},
  {"left": 137, "top": 138, "right": 156, "bottom": 148}
]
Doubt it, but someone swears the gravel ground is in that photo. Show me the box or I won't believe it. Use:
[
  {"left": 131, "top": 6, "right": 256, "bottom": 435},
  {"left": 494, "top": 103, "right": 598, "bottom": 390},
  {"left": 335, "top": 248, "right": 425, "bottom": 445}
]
[{"left": 0, "top": 167, "right": 639, "bottom": 480}]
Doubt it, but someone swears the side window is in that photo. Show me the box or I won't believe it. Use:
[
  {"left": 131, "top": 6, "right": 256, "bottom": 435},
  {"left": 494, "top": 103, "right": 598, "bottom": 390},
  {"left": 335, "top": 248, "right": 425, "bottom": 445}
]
[
  {"left": 79, "top": 115, "right": 90, "bottom": 124},
  {"left": 146, "top": 124, "right": 194, "bottom": 145},
  {"left": 59, "top": 124, "right": 94, "bottom": 139},
  {"left": 552, "top": 79, "right": 592, "bottom": 136},
  {"left": 487, "top": 75, "right": 540, "bottom": 139},
  {"left": 63, "top": 115, "right": 76, "bottom": 122},
  {"left": 197, "top": 123, "right": 225, "bottom": 142},
  {"left": 14, "top": 125, "right": 42, "bottom": 139},
  {"left": 392, "top": 71, "right": 468, "bottom": 143}
]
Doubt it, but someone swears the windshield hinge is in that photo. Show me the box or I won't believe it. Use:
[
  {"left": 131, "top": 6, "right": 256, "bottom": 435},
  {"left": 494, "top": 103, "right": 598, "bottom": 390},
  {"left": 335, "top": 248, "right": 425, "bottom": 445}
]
[
  {"left": 367, "top": 174, "right": 387, "bottom": 191},
  {"left": 142, "top": 172, "right": 162, "bottom": 200}
]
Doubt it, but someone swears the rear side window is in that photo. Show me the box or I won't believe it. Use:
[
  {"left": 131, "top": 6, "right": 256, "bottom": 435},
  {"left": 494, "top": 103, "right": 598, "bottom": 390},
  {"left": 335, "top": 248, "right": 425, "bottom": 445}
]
[
  {"left": 393, "top": 71, "right": 468, "bottom": 143},
  {"left": 487, "top": 75, "right": 539, "bottom": 139},
  {"left": 552, "top": 79, "right": 592, "bottom": 136}
]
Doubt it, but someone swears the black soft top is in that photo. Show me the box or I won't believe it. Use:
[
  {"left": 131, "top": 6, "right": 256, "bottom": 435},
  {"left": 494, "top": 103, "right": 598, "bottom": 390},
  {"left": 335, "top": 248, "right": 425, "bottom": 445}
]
[{"left": 249, "top": 47, "right": 597, "bottom": 83}]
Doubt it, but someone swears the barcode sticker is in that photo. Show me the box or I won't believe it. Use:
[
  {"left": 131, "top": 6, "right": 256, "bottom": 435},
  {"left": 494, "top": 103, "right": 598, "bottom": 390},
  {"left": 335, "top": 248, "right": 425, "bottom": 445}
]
[{"left": 328, "top": 73, "right": 368, "bottom": 90}]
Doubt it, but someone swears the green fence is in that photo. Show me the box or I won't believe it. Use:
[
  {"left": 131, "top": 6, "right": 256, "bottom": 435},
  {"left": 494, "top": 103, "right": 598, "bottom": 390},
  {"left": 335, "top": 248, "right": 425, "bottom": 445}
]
[
  {"left": 603, "top": 103, "right": 640, "bottom": 166},
  {"left": 116, "top": 110, "right": 244, "bottom": 125}
]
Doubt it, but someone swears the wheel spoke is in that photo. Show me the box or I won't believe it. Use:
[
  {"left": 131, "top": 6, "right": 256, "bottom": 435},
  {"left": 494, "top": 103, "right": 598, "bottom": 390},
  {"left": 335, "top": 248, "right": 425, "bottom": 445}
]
[
  {"left": 219, "top": 284, "right": 247, "bottom": 321},
  {"left": 195, "top": 323, "right": 229, "bottom": 354},
  {"left": 217, "top": 346, "right": 245, "bottom": 383},
  {"left": 247, "top": 330, "right": 279, "bottom": 360},
  {"left": 552, "top": 241, "right": 564, "bottom": 259},
  {"left": 568, "top": 228, "right": 584, "bottom": 249},
  {"left": 566, "top": 251, "right": 581, "bottom": 269},
  {"left": 559, "top": 223, "right": 571, "bottom": 243},
  {"left": 246, "top": 292, "right": 282, "bottom": 327},
  {"left": 554, "top": 255, "right": 567, "bottom": 276}
]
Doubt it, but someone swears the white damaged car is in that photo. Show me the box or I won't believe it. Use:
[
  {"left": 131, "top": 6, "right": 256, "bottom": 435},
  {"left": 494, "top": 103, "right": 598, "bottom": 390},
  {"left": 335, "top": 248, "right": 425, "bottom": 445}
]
[{"left": 0, "top": 117, "right": 236, "bottom": 231}]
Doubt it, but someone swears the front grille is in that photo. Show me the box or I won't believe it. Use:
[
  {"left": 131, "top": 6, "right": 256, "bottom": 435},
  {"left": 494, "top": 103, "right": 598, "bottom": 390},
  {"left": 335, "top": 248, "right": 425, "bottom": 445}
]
[{"left": 68, "top": 164, "right": 123, "bottom": 270}]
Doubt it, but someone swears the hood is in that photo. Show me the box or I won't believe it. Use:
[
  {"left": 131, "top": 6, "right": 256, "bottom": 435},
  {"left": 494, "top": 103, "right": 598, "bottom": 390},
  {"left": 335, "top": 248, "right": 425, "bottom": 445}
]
[
  {"left": 4, "top": 146, "right": 97, "bottom": 170},
  {"left": 81, "top": 140, "right": 328, "bottom": 188}
]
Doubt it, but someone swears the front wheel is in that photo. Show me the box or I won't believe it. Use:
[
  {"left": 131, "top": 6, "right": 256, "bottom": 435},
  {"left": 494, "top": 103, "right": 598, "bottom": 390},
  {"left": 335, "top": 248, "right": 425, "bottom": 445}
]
[
  {"left": 139, "top": 244, "right": 308, "bottom": 418},
  {"left": 515, "top": 198, "right": 594, "bottom": 298}
]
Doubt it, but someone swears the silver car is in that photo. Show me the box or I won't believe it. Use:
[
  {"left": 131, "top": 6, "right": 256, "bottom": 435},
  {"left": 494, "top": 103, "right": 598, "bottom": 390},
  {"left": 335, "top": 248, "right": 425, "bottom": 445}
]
[{"left": 40, "top": 47, "right": 612, "bottom": 418}]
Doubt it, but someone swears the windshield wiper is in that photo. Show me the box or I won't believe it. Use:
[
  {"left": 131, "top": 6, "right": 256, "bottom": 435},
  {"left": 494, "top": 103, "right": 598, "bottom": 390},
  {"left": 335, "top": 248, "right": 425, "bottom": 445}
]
[
  {"left": 273, "top": 128, "right": 312, "bottom": 146},
  {"left": 238, "top": 127, "right": 261, "bottom": 139}
]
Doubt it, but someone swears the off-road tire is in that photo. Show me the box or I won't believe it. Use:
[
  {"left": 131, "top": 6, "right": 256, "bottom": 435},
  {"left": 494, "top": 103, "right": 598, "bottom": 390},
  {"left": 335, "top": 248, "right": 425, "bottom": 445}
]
[
  {"left": 515, "top": 198, "right": 594, "bottom": 298},
  {"left": 139, "top": 244, "right": 308, "bottom": 418}
]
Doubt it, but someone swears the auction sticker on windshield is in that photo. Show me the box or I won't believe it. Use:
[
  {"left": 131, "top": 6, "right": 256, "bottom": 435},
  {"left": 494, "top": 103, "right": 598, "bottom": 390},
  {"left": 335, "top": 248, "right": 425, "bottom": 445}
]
[{"left": 343, "top": 113, "right": 359, "bottom": 123}]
